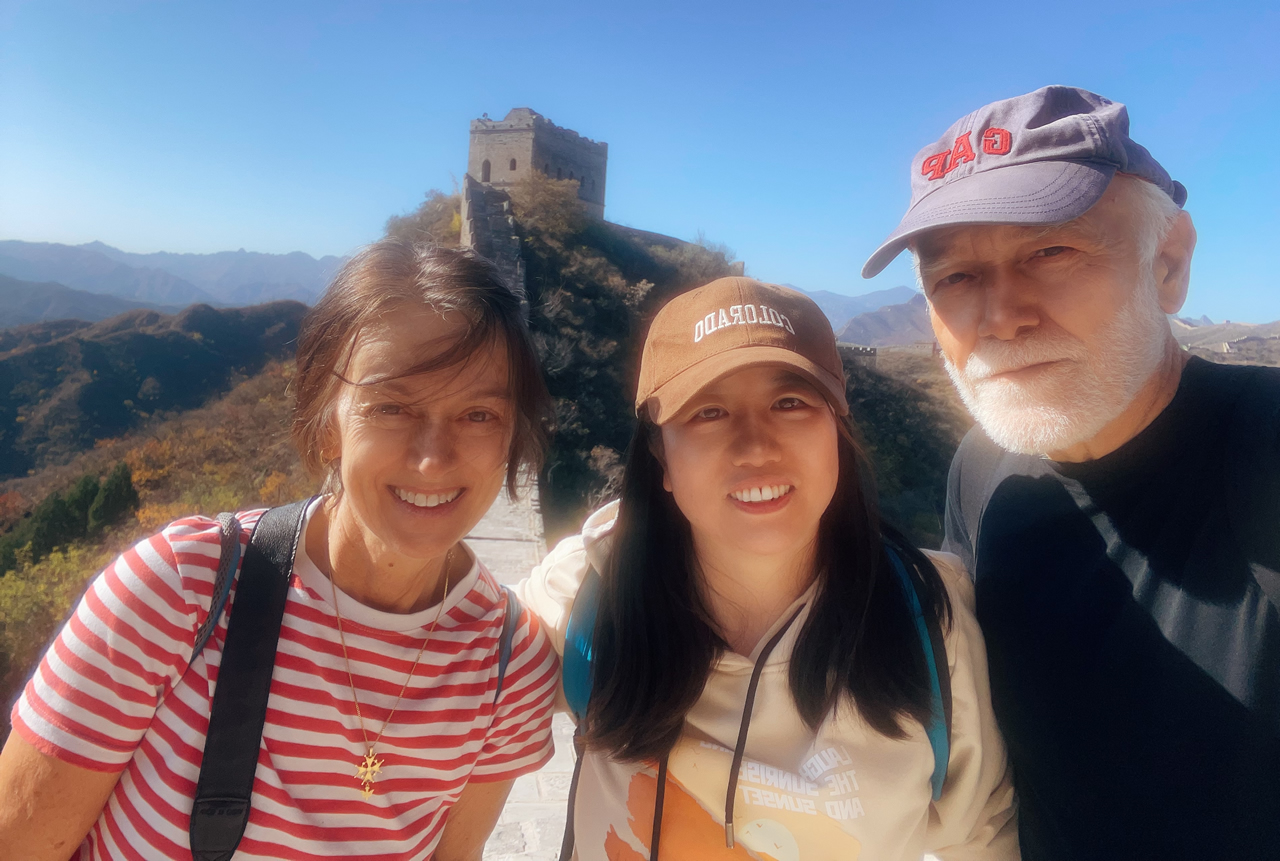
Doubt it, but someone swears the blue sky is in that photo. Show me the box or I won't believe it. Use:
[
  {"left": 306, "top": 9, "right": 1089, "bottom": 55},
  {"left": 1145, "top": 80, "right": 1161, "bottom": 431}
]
[{"left": 1, "top": 0, "right": 1277, "bottom": 322}]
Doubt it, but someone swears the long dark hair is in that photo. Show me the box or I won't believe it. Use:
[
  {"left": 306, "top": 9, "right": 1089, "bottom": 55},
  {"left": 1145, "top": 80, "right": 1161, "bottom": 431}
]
[{"left": 585, "top": 410, "right": 952, "bottom": 761}]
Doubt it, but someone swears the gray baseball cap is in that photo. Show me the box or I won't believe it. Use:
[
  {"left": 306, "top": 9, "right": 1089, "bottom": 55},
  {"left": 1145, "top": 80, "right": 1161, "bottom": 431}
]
[{"left": 861, "top": 85, "right": 1187, "bottom": 278}]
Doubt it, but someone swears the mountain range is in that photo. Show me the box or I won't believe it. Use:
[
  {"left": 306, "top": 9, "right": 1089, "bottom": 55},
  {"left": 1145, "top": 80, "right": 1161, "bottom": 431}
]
[
  {"left": 793, "top": 285, "right": 918, "bottom": 327},
  {"left": 0, "top": 240, "right": 342, "bottom": 309},
  {"left": 834, "top": 293, "right": 934, "bottom": 346},
  {"left": 0, "top": 274, "right": 177, "bottom": 329},
  {"left": 1169, "top": 316, "right": 1280, "bottom": 349}
]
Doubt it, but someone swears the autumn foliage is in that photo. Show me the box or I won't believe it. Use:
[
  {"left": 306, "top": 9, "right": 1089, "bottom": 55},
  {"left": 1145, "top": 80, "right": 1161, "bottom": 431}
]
[{"left": 0, "top": 361, "right": 317, "bottom": 734}]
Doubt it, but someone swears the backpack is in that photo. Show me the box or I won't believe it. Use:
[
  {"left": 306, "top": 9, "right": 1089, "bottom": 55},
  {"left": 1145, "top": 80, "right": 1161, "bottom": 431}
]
[
  {"left": 556, "top": 543, "right": 952, "bottom": 859},
  {"left": 185, "top": 501, "right": 524, "bottom": 861}
]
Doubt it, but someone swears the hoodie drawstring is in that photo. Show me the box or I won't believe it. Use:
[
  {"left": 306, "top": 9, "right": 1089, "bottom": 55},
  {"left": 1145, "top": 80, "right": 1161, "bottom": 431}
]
[
  {"left": 721, "top": 604, "right": 805, "bottom": 849},
  {"left": 649, "top": 603, "right": 807, "bottom": 857}
]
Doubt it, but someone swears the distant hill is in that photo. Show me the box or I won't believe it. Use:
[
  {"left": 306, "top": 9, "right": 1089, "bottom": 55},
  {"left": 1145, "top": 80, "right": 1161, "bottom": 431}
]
[
  {"left": 0, "top": 301, "right": 306, "bottom": 478},
  {"left": 0, "top": 240, "right": 344, "bottom": 308},
  {"left": 0, "top": 274, "right": 175, "bottom": 330},
  {"left": 82, "top": 241, "right": 344, "bottom": 305},
  {"left": 835, "top": 293, "right": 934, "bottom": 346},
  {"left": 0, "top": 241, "right": 215, "bottom": 306},
  {"left": 1170, "top": 316, "right": 1280, "bottom": 349},
  {"left": 794, "top": 285, "right": 917, "bottom": 329}
]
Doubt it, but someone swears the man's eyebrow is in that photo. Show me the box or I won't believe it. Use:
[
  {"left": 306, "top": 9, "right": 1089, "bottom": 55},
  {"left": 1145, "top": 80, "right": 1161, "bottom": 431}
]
[
  {"left": 915, "top": 218, "right": 1104, "bottom": 267},
  {"left": 1017, "top": 219, "right": 1103, "bottom": 244}
]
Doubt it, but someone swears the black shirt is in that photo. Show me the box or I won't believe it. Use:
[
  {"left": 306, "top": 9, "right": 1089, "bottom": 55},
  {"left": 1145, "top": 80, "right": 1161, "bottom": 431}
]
[{"left": 944, "top": 357, "right": 1280, "bottom": 860}]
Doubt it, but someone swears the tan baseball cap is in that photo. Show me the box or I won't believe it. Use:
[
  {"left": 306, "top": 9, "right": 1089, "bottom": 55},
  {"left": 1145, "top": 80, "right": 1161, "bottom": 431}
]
[{"left": 636, "top": 277, "right": 849, "bottom": 424}]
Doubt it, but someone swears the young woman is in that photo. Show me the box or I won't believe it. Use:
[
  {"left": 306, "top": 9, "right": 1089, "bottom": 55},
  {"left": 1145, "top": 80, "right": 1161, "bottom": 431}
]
[
  {"left": 0, "top": 241, "right": 559, "bottom": 860},
  {"left": 521, "top": 277, "right": 1017, "bottom": 860}
]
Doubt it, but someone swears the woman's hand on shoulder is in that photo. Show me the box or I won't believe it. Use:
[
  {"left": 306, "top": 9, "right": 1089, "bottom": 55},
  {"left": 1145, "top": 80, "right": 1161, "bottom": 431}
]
[{"left": 515, "top": 500, "right": 618, "bottom": 656}]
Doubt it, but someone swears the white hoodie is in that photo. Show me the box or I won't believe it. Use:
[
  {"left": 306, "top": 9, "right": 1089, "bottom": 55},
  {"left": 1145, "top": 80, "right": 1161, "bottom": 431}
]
[{"left": 519, "top": 501, "right": 1018, "bottom": 861}]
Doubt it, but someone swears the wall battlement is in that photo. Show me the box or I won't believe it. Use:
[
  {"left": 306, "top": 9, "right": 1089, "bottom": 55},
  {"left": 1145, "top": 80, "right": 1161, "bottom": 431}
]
[{"left": 466, "top": 108, "right": 607, "bottom": 219}]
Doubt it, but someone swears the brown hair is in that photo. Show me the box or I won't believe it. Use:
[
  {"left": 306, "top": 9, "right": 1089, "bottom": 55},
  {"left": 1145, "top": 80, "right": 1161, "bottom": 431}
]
[{"left": 291, "top": 239, "right": 551, "bottom": 495}]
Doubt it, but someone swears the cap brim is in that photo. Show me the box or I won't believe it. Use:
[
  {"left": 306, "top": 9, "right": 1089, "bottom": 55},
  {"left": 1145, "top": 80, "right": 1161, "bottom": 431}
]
[
  {"left": 640, "top": 345, "right": 850, "bottom": 425},
  {"left": 861, "top": 160, "right": 1116, "bottom": 278}
]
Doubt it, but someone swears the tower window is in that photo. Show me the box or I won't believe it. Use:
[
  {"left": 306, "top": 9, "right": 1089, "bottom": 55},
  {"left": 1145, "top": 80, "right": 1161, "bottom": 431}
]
[
  {"left": 544, "top": 163, "right": 550, "bottom": 173},
  {"left": 569, "top": 171, "right": 575, "bottom": 180},
  {"left": 510, "top": 159, "right": 517, "bottom": 170},
  {"left": 556, "top": 167, "right": 562, "bottom": 179},
  {"left": 481, "top": 159, "right": 491, "bottom": 182}
]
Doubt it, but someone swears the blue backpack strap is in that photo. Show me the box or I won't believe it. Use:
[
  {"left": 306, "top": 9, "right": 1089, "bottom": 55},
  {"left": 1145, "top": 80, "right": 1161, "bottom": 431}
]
[
  {"left": 558, "top": 564, "right": 602, "bottom": 861},
  {"left": 494, "top": 585, "right": 522, "bottom": 703},
  {"left": 886, "top": 545, "right": 952, "bottom": 801},
  {"left": 188, "top": 512, "right": 243, "bottom": 669},
  {"left": 562, "top": 564, "right": 602, "bottom": 724}
]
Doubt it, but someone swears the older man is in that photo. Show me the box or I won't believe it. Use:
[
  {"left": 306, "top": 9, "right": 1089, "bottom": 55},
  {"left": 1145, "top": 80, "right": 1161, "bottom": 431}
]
[{"left": 864, "top": 86, "right": 1280, "bottom": 859}]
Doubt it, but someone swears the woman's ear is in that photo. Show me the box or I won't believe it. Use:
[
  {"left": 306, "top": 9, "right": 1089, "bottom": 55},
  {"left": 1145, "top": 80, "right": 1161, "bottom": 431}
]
[{"left": 1155, "top": 210, "right": 1197, "bottom": 315}]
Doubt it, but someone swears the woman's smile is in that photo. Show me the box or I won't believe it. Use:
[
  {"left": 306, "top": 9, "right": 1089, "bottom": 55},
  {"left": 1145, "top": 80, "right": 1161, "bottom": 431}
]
[
  {"left": 727, "top": 483, "right": 795, "bottom": 513},
  {"left": 391, "top": 485, "right": 465, "bottom": 510}
]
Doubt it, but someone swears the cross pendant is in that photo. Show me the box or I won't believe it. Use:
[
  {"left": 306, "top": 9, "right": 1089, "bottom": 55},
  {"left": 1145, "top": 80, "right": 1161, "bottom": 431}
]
[{"left": 356, "top": 749, "right": 383, "bottom": 799}]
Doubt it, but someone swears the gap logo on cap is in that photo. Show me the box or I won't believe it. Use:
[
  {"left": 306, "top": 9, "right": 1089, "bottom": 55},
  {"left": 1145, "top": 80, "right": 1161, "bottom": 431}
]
[
  {"left": 693, "top": 303, "right": 796, "bottom": 343},
  {"left": 921, "top": 127, "right": 1013, "bottom": 180}
]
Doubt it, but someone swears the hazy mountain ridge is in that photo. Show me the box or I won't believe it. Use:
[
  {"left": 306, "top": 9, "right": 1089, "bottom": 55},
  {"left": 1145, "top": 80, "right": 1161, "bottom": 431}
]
[
  {"left": 0, "top": 241, "right": 214, "bottom": 306},
  {"left": 81, "top": 241, "right": 344, "bottom": 305},
  {"left": 794, "top": 284, "right": 918, "bottom": 329},
  {"left": 1170, "top": 316, "right": 1280, "bottom": 348},
  {"left": 0, "top": 240, "right": 343, "bottom": 309},
  {"left": 835, "top": 293, "right": 934, "bottom": 346},
  {"left": 0, "top": 274, "right": 177, "bottom": 330}
]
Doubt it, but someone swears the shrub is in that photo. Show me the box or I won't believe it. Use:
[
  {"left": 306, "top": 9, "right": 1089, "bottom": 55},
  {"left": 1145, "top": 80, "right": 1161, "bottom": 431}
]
[
  {"left": 87, "top": 462, "right": 139, "bottom": 535},
  {"left": 385, "top": 190, "right": 462, "bottom": 247}
]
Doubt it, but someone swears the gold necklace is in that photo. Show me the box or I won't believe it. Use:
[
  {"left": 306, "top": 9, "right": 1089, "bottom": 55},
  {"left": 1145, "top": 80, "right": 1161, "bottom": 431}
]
[{"left": 330, "top": 548, "right": 454, "bottom": 799}]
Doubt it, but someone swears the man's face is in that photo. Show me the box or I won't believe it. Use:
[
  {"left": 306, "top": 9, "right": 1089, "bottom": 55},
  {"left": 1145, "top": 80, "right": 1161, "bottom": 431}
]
[{"left": 915, "top": 178, "right": 1176, "bottom": 456}]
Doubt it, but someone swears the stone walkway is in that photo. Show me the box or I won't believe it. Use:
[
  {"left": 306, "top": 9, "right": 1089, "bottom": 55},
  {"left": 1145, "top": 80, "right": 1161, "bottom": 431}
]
[{"left": 465, "top": 483, "right": 573, "bottom": 861}]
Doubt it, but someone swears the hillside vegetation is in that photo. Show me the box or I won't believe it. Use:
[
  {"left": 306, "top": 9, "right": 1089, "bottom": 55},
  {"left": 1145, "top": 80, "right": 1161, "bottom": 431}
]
[
  {"left": 0, "top": 362, "right": 315, "bottom": 733},
  {"left": 0, "top": 301, "right": 305, "bottom": 478}
]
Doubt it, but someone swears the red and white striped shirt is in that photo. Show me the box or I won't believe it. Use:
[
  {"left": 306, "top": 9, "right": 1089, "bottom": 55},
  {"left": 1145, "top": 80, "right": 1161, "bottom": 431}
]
[{"left": 12, "top": 504, "right": 558, "bottom": 860}]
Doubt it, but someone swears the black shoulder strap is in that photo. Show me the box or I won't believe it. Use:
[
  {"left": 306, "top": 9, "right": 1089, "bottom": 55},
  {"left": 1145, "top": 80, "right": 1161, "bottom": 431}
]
[{"left": 189, "top": 501, "right": 307, "bottom": 861}]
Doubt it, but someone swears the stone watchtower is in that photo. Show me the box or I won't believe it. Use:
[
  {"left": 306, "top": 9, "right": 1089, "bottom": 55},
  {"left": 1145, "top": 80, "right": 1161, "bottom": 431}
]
[
  {"left": 466, "top": 108, "right": 608, "bottom": 218},
  {"left": 460, "top": 108, "right": 609, "bottom": 299}
]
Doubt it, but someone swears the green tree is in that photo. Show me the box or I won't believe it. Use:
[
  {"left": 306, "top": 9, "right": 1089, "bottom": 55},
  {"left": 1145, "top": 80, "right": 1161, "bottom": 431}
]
[
  {"left": 27, "top": 496, "right": 80, "bottom": 558},
  {"left": 64, "top": 474, "right": 101, "bottom": 532},
  {"left": 87, "top": 462, "right": 139, "bottom": 535}
]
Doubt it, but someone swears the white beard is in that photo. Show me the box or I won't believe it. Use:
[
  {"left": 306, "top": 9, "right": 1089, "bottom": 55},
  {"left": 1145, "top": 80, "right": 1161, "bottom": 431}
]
[{"left": 942, "top": 278, "right": 1172, "bottom": 455}]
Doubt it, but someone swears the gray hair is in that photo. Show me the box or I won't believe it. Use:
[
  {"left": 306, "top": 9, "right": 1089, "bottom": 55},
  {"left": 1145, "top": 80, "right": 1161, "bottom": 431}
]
[{"left": 1122, "top": 173, "right": 1183, "bottom": 265}]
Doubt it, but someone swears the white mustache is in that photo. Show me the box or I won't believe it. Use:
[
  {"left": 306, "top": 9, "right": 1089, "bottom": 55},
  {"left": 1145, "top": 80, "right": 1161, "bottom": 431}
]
[{"left": 962, "top": 331, "right": 1088, "bottom": 383}]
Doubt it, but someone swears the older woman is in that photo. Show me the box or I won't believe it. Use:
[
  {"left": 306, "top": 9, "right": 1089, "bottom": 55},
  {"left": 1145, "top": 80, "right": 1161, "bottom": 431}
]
[{"left": 0, "top": 241, "right": 559, "bottom": 860}]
